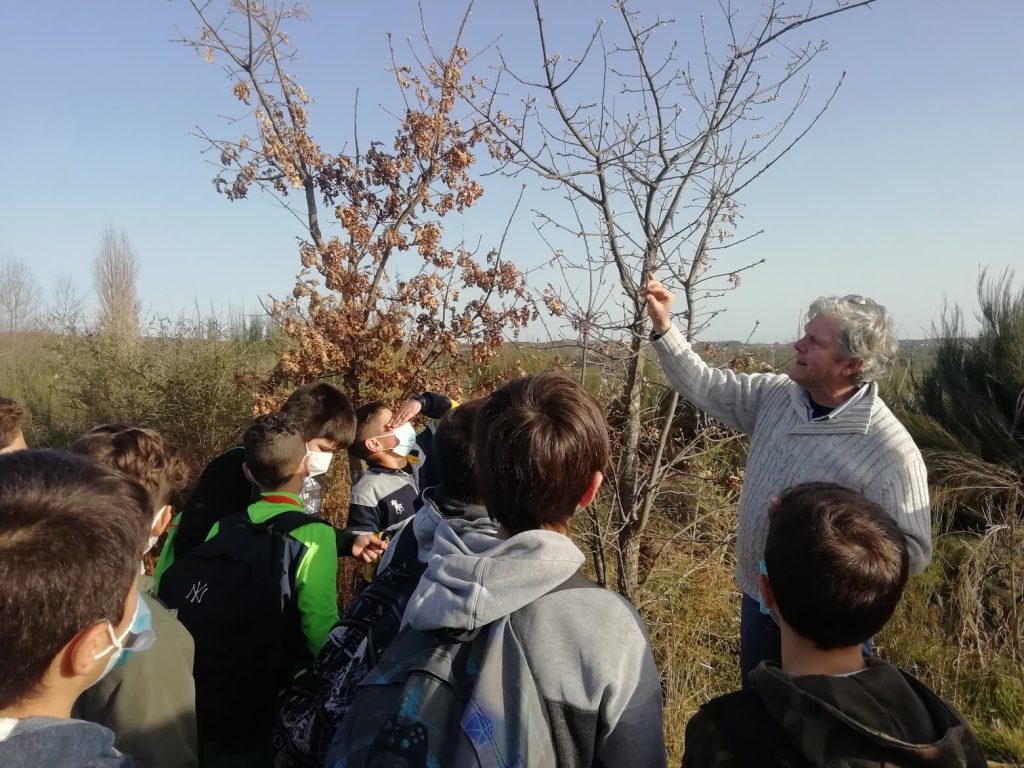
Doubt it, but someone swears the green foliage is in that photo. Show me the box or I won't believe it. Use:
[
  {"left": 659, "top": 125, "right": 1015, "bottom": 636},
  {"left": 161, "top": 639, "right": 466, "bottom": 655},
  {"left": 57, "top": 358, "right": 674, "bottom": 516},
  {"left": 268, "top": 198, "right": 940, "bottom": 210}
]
[
  {"left": 916, "top": 270, "right": 1024, "bottom": 472},
  {"left": 882, "top": 523, "right": 1024, "bottom": 763},
  {"left": 0, "top": 316, "right": 282, "bottom": 471}
]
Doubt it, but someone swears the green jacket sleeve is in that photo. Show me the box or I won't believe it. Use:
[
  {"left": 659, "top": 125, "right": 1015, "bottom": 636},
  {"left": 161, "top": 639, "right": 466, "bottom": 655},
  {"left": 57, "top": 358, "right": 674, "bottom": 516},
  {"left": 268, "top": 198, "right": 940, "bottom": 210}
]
[
  {"left": 151, "top": 512, "right": 182, "bottom": 594},
  {"left": 73, "top": 587, "right": 199, "bottom": 768},
  {"left": 291, "top": 521, "right": 340, "bottom": 655}
]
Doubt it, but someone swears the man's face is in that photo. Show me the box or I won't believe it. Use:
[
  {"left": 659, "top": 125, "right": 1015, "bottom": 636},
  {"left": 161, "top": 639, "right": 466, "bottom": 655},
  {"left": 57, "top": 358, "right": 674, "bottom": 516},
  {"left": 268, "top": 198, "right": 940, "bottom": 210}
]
[
  {"left": 0, "top": 429, "right": 27, "bottom": 454},
  {"left": 789, "top": 314, "right": 855, "bottom": 391},
  {"left": 306, "top": 437, "right": 338, "bottom": 453}
]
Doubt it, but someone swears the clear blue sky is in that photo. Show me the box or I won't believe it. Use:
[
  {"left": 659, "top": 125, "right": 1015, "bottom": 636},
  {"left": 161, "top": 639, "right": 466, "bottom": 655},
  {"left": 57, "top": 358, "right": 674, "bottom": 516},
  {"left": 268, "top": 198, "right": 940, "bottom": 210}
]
[{"left": 1, "top": 1, "right": 1020, "bottom": 343}]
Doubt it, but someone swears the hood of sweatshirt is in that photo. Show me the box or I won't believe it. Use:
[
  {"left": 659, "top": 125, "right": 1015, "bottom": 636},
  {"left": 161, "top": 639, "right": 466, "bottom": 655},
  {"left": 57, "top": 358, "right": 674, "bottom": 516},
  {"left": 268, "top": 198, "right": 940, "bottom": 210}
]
[
  {"left": 420, "top": 485, "right": 491, "bottom": 525},
  {"left": 0, "top": 717, "right": 131, "bottom": 768},
  {"left": 406, "top": 502, "right": 585, "bottom": 631},
  {"left": 750, "top": 658, "right": 987, "bottom": 767}
]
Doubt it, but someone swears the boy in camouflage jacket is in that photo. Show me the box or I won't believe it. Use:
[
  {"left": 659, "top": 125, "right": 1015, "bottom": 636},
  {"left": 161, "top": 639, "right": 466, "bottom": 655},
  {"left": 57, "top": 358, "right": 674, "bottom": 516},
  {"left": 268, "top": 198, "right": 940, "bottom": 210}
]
[{"left": 683, "top": 483, "right": 985, "bottom": 768}]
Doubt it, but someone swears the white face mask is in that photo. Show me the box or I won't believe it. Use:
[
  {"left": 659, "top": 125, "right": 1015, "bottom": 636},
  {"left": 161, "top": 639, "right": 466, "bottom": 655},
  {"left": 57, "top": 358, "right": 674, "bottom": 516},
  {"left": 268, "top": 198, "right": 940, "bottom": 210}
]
[
  {"left": 145, "top": 505, "right": 169, "bottom": 554},
  {"left": 389, "top": 422, "right": 418, "bottom": 457},
  {"left": 306, "top": 449, "right": 333, "bottom": 478}
]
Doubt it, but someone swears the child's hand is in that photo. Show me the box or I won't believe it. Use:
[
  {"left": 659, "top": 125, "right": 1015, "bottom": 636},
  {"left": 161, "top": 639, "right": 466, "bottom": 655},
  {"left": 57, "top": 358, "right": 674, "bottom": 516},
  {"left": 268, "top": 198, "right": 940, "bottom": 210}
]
[
  {"left": 385, "top": 398, "right": 422, "bottom": 430},
  {"left": 351, "top": 534, "right": 388, "bottom": 563}
]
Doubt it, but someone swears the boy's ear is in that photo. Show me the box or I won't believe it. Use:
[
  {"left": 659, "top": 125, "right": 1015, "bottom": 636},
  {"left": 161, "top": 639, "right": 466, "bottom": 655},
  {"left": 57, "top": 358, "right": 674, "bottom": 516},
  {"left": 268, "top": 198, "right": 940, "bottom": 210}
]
[
  {"left": 299, "top": 453, "right": 311, "bottom": 477},
  {"left": 577, "top": 471, "right": 603, "bottom": 509},
  {"left": 241, "top": 462, "right": 254, "bottom": 485},
  {"left": 151, "top": 505, "right": 172, "bottom": 538},
  {"left": 63, "top": 621, "right": 114, "bottom": 680},
  {"left": 363, "top": 437, "right": 384, "bottom": 455},
  {"left": 757, "top": 572, "right": 776, "bottom": 610}
]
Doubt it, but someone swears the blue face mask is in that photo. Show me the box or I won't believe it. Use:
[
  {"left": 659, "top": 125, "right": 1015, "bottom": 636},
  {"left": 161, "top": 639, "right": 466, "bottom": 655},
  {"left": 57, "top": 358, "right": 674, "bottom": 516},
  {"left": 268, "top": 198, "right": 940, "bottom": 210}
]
[
  {"left": 757, "top": 560, "right": 781, "bottom": 626},
  {"left": 92, "top": 593, "right": 156, "bottom": 683}
]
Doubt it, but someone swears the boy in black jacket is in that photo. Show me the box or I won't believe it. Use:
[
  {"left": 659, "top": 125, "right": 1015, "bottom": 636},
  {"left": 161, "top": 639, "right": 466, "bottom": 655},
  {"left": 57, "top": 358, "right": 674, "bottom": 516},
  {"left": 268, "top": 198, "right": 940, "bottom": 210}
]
[
  {"left": 682, "top": 482, "right": 986, "bottom": 768},
  {"left": 154, "top": 382, "right": 369, "bottom": 589}
]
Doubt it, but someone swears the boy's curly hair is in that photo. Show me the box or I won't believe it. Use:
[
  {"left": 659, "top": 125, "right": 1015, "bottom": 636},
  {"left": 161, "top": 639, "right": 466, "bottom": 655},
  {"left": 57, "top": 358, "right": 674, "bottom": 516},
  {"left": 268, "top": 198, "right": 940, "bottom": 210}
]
[{"left": 71, "top": 423, "right": 189, "bottom": 510}]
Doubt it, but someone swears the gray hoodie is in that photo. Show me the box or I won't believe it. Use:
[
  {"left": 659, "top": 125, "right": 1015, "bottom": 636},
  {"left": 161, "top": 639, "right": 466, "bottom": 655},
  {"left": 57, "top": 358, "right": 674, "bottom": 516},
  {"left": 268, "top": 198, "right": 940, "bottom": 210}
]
[
  {"left": 406, "top": 505, "right": 668, "bottom": 768},
  {"left": 0, "top": 717, "right": 133, "bottom": 767}
]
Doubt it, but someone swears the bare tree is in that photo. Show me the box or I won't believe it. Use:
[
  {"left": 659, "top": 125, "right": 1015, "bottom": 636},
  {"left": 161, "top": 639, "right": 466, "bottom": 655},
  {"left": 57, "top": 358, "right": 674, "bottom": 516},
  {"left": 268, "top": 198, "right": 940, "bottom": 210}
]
[
  {"left": 94, "top": 227, "right": 140, "bottom": 340},
  {"left": 0, "top": 257, "right": 42, "bottom": 333},
  {"left": 467, "top": 0, "right": 876, "bottom": 597},
  {"left": 46, "top": 272, "right": 87, "bottom": 335}
]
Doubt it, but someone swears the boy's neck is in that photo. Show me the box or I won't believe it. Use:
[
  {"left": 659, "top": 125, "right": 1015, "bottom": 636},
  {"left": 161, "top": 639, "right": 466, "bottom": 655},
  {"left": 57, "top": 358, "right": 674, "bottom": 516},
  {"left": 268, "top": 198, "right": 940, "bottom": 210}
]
[
  {"left": 263, "top": 474, "right": 304, "bottom": 496},
  {"left": 0, "top": 683, "right": 78, "bottom": 721},
  {"left": 780, "top": 624, "right": 867, "bottom": 677},
  {"left": 369, "top": 453, "right": 408, "bottom": 471}
]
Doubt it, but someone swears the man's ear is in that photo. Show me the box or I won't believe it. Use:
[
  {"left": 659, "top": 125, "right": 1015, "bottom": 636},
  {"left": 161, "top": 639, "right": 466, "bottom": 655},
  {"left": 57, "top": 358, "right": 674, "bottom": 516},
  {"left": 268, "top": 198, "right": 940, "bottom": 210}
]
[
  {"left": 151, "top": 505, "right": 172, "bottom": 538},
  {"left": 757, "top": 572, "right": 776, "bottom": 610},
  {"left": 241, "top": 462, "right": 255, "bottom": 485},
  {"left": 577, "top": 471, "right": 604, "bottom": 509},
  {"left": 842, "top": 357, "right": 864, "bottom": 379}
]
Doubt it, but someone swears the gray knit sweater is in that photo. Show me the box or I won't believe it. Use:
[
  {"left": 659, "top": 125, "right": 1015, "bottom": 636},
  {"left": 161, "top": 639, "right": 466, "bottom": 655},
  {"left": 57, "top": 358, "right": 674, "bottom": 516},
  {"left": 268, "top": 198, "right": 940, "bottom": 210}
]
[{"left": 652, "top": 325, "right": 932, "bottom": 599}]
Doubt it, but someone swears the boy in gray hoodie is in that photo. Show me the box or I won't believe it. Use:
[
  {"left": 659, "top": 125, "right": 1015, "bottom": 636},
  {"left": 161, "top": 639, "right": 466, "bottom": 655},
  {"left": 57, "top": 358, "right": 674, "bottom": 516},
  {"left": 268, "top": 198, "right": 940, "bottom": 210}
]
[
  {"left": 401, "top": 372, "right": 668, "bottom": 767},
  {"left": 0, "top": 450, "right": 153, "bottom": 768}
]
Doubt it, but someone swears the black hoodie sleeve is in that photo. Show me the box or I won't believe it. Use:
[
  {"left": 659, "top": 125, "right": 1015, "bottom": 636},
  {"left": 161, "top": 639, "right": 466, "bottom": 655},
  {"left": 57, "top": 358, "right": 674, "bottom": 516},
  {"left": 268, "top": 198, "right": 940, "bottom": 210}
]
[{"left": 415, "top": 391, "right": 453, "bottom": 420}]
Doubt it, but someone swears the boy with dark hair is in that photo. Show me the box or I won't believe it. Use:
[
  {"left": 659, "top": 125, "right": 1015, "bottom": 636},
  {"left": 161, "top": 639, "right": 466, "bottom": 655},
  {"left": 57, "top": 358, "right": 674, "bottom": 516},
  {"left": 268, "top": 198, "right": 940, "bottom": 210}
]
[
  {"left": 340, "top": 392, "right": 452, "bottom": 558},
  {"left": 159, "top": 412, "right": 339, "bottom": 767},
  {"left": 0, "top": 449, "right": 152, "bottom": 767},
  {"left": 161, "top": 381, "right": 356, "bottom": 573},
  {"left": 70, "top": 424, "right": 198, "bottom": 768},
  {"left": 682, "top": 482, "right": 987, "bottom": 767},
  {"left": 329, "top": 373, "right": 667, "bottom": 767},
  {"left": 0, "top": 396, "right": 27, "bottom": 453},
  {"left": 277, "top": 399, "right": 493, "bottom": 767}
]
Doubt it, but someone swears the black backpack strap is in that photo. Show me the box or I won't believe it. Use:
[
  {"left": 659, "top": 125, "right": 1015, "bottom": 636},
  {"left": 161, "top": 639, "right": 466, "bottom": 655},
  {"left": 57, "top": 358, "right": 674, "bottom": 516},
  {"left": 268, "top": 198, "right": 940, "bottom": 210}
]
[{"left": 261, "top": 510, "right": 332, "bottom": 538}]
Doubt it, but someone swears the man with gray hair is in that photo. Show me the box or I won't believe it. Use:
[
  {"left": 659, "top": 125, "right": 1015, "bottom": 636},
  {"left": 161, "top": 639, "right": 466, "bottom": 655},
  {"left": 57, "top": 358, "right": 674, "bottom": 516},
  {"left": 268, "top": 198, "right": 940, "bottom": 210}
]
[{"left": 643, "top": 274, "right": 931, "bottom": 684}]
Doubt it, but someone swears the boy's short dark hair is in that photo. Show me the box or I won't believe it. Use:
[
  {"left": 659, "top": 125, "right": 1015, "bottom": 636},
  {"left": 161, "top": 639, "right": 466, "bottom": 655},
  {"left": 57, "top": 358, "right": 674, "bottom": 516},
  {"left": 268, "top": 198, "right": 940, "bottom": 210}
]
[
  {"left": 765, "top": 482, "right": 909, "bottom": 650},
  {"left": 433, "top": 399, "right": 483, "bottom": 504},
  {"left": 71, "top": 423, "right": 189, "bottom": 510},
  {"left": 349, "top": 400, "right": 388, "bottom": 462},
  {"left": 0, "top": 397, "right": 26, "bottom": 450},
  {"left": 243, "top": 413, "right": 306, "bottom": 490},
  {"left": 473, "top": 373, "right": 609, "bottom": 535},
  {"left": 281, "top": 382, "right": 356, "bottom": 447},
  {"left": 0, "top": 450, "right": 150, "bottom": 710}
]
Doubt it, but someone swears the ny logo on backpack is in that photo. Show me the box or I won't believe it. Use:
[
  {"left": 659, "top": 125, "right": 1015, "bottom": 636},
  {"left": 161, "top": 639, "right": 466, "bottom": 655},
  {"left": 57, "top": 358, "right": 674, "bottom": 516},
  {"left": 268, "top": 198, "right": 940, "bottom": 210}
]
[{"left": 159, "top": 508, "right": 328, "bottom": 744}]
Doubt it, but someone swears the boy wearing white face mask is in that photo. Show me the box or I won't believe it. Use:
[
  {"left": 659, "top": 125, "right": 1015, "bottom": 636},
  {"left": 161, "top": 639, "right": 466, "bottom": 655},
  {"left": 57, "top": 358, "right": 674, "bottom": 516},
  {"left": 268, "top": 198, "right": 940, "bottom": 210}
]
[
  {"left": 0, "top": 450, "right": 153, "bottom": 768},
  {"left": 341, "top": 393, "right": 453, "bottom": 559},
  {"left": 70, "top": 424, "right": 198, "bottom": 768}
]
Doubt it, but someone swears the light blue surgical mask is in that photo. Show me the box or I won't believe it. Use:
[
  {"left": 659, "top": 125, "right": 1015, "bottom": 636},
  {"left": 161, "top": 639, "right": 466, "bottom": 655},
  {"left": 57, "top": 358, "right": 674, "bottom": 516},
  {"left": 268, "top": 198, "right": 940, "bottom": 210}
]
[
  {"left": 757, "top": 559, "right": 782, "bottom": 627},
  {"left": 92, "top": 593, "right": 156, "bottom": 684}
]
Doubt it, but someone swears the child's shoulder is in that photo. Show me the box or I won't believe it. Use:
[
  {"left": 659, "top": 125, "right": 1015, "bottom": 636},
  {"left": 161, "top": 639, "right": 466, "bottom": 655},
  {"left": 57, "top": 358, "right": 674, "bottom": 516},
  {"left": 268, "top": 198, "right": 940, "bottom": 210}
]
[
  {"left": 0, "top": 717, "right": 130, "bottom": 767},
  {"left": 351, "top": 467, "right": 415, "bottom": 498}
]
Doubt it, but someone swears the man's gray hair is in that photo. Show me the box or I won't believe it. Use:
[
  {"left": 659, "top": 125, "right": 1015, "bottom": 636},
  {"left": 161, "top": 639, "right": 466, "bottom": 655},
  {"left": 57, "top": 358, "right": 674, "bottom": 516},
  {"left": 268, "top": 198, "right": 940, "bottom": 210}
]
[{"left": 807, "top": 295, "right": 898, "bottom": 384}]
